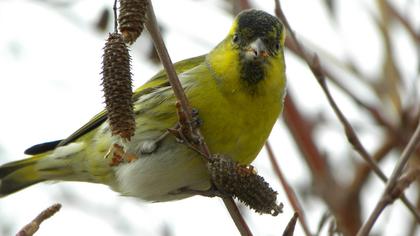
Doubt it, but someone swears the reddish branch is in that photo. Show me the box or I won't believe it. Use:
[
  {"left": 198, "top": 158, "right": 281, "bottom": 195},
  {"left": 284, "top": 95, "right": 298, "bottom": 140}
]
[
  {"left": 283, "top": 93, "right": 362, "bottom": 235},
  {"left": 274, "top": 0, "right": 420, "bottom": 229},
  {"left": 266, "top": 141, "right": 312, "bottom": 236}
]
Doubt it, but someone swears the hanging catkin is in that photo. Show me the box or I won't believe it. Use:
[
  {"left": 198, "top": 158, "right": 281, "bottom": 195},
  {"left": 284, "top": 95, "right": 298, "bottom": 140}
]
[
  {"left": 118, "top": 0, "right": 149, "bottom": 44},
  {"left": 102, "top": 32, "right": 135, "bottom": 140}
]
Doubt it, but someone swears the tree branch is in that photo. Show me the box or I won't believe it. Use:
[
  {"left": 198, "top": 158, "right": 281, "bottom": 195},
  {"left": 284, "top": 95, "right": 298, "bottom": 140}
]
[
  {"left": 266, "top": 141, "right": 312, "bottom": 236},
  {"left": 144, "top": 1, "right": 251, "bottom": 235},
  {"left": 274, "top": 0, "right": 420, "bottom": 224},
  {"left": 16, "top": 203, "right": 62, "bottom": 236},
  {"left": 349, "top": 137, "right": 396, "bottom": 195},
  {"left": 357, "top": 119, "right": 420, "bottom": 236},
  {"left": 282, "top": 212, "right": 299, "bottom": 236},
  {"left": 283, "top": 91, "right": 361, "bottom": 235}
]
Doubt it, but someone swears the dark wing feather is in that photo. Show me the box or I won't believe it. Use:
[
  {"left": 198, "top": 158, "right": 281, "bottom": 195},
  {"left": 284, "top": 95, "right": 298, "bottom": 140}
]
[{"left": 24, "top": 140, "right": 63, "bottom": 155}]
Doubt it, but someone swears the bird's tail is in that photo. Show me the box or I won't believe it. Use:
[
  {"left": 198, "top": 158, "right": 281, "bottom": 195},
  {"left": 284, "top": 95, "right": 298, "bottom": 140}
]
[
  {"left": 0, "top": 143, "right": 88, "bottom": 197},
  {"left": 0, "top": 154, "right": 48, "bottom": 197}
]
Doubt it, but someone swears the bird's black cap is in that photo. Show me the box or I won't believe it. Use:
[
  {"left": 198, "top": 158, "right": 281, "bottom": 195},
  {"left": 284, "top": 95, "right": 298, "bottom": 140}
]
[{"left": 235, "top": 9, "right": 283, "bottom": 44}]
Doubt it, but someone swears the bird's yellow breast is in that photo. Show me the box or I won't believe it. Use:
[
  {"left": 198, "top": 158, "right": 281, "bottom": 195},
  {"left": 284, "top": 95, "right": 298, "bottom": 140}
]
[{"left": 186, "top": 43, "right": 286, "bottom": 164}]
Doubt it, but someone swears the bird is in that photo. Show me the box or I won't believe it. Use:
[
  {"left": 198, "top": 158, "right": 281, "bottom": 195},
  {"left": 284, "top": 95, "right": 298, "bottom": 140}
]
[{"left": 0, "top": 9, "right": 286, "bottom": 202}]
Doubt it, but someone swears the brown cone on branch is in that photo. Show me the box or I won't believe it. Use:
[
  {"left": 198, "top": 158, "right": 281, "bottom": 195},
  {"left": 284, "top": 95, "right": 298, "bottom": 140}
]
[
  {"left": 207, "top": 155, "right": 283, "bottom": 216},
  {"left": 102, "top": 32, "right": 135, "bottom": 140},
  {"left": 118, "top": 0, "right": 149, "bottom": 44}
]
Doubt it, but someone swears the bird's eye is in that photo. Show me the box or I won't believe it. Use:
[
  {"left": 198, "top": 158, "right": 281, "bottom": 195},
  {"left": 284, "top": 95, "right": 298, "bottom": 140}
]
[{"left": 232, "top": 34, "right": 239, "bottom": 44}]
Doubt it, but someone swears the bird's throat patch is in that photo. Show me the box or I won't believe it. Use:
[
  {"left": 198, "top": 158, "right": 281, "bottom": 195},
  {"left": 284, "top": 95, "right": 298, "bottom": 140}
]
[{"left": 240, "top": 60, "right": 265, "bottom": 88}]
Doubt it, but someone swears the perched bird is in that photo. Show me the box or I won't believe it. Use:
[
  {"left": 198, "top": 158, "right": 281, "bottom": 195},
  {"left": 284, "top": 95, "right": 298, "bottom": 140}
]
[{"left": 0, "top": 9, "right": 286, "bottom": 202}]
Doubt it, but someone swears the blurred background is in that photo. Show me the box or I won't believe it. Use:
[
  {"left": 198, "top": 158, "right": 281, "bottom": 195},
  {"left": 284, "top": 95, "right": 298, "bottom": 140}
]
[{"left": 0, "top": 0, "right": 419, "bottom": 235}]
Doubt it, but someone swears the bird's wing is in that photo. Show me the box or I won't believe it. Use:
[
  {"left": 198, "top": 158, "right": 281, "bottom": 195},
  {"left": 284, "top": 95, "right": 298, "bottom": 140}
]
[{"left": 24, "top": 55, "right": 206, "bottom": 154}]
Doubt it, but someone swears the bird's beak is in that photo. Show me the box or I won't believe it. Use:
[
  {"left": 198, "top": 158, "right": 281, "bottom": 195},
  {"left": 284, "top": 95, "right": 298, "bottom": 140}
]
[{"left": 246, "top": 38, "right": 269, "bottom": 60}]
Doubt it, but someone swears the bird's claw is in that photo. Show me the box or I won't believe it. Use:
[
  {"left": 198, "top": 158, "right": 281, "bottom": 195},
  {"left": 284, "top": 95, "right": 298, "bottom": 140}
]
[{"left": 168, "top": 102, "right": 205, "bottom": 154}]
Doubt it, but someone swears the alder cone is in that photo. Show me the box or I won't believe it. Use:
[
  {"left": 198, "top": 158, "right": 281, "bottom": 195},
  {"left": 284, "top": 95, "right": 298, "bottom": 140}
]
[
  {"left": 207, "top": 156, "right": 282, "bottom": 216},
  {"left": 118, "top": 0, "right": 149, "bottom": 44},
  {"left": 102, "top": 32, "right": 135, "bottom": 140}
]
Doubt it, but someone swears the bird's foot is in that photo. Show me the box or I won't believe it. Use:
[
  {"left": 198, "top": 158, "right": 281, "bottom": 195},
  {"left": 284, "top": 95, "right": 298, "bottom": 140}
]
[
  {"left": 168, "top": 102, "right": 205, "bottom": 155},
  {"left": 190, "top": 108, "right": 203, "bottom": 128}
]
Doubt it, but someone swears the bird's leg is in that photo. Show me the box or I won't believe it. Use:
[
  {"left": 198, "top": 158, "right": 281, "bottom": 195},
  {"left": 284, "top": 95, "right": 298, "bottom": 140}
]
[
  {"left": 169, "top": 185, "right": 230, "bottom": 199},
  {"left": 138, "top": 130, "right": 170, "bottom": 154},
  {"left": 167, "top": 102, "right": 205, "bottom": 155},
  {"left": 136, "top": 106, "right": 202, "bottom": 155}
]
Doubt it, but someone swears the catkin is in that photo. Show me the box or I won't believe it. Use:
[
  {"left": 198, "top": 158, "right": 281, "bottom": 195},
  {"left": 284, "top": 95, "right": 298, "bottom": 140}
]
[
  {"left": 102, "top": 33, "right": 135, "bottom": 140},
  {"left": 207, "top": 156, "right": 282, "bottom": 216},
  {"left": 118, "top": 0, "right": 149, "bottom": 44}
]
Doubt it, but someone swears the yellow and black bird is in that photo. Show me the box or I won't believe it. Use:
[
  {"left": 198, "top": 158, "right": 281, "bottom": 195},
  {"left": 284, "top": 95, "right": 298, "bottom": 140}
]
[{"left": 0, "top": 9, "right": 286, "bottom": 201}]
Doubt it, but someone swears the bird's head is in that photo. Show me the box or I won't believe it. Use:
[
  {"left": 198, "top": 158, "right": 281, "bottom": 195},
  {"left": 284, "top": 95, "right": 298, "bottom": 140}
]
[
  {"left": 229, "top": 9, "right": 285, "bottom": 63},
  {"left": 226, "top": 9, "right": 285, "bottom": 85},
  {"left": 207, "top": 9, "right": 286, "bottom": 90}
]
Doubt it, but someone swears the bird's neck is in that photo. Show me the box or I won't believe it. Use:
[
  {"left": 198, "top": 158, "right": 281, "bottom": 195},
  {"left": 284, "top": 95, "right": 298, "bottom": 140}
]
[
  {"left": 206, "top": 41, "right": 266, "bottom": 95},
  {"left": 205, "top": 39, "right": 286, "bottom": 103}
]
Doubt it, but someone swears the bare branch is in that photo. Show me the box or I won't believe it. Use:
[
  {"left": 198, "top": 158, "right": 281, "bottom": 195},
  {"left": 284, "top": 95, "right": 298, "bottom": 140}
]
[
  {"left": 16, "top": 203, "right": 62, "bottom": 236},
  {"left": 144, "top": 1, "right": 250, "bottom": 235},
  {"left": 357, "top": 120, "right": 420, "bottom": 236},
  {"left": 350, "top": 138, "right": 396, "bottom": 195},
  {"left": 144, "top": 0, "right": 193, "bottom": 131},
  {"left": 408, "top": 195, "right": 420, "bottom": 236},
  {"left": 282, "top": 212, "right": 299, "bottom": 236},
  {"left": 389, "top": 168, "right": 420, "bottom": 200},
  {"left": 285, "top": 37, "right": 399, "bottom": 135},
  {"left": 266, "top": 141, "right": 312, "bottom": 236},
  {"left": 382, "top": 0, "right": 420, "bottom": 43},
  {"left": 274, "top": 0, "right": 420, "bottom": 224},
  {"left": 222, "top": 198, "right": 252, "bottom": 236},
  {"left": 283, "top": 91, "right": 362, "bottom": 235}
]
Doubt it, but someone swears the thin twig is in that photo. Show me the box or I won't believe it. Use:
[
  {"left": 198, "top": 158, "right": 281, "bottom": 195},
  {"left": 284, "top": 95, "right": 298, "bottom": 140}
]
[
  {"left": 144, "top": 0, "right": 193, "bottom": 132},
  {"left": 407, "top": 195, "right": 420, "bottom": 236},
  {"left": 16, "top": 203, "right": 62, "bottom": 236},
  {"left": 382, "top": 0, "right": 420, "bottom": 43},
  {"left": 282, "top": 212, "right": 299, "bottom": 236},
  {"left": 389, "top": 168, "right": 420, "bottom": 199},
  {"left": 285, "top": 37, "right": 398, "bottom": 135},
  {"left": 316, "top": 212, "right": 332, "bottom": 236},
  {"left": 144, "top": 0, "right": 210, "bottom": 157},
  {"left": 350, "top": 137, "right": 396, "bottom": 195},
  {"left": 112, "top": 0, "right": 117, "bottom": 33},
  {"left": 144, "top": 1, "right": 251, "bottom": 235},
  {"left": 274, "top": 0, "right": 420, "bottom": 223},
  {"left": 266, "top": 141, "right": 312, "bottom": 236},
  {"left": 327, "top": 219, "right": 339, "bottom": 236},
  {"left": 357, "top": 119, "right": 420, "bottom": 236},
  {"left": 222, "top": 198, "right": 252, "bottom": 235},
  {"left": 283, "top": 93, "right": 362, "bottom": 235},
  {"left": 282, "top": 94, "right": 330, "bottom": 180},
  {"left": 373, "top": 5, "right": 403, "bottom": 113}
]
